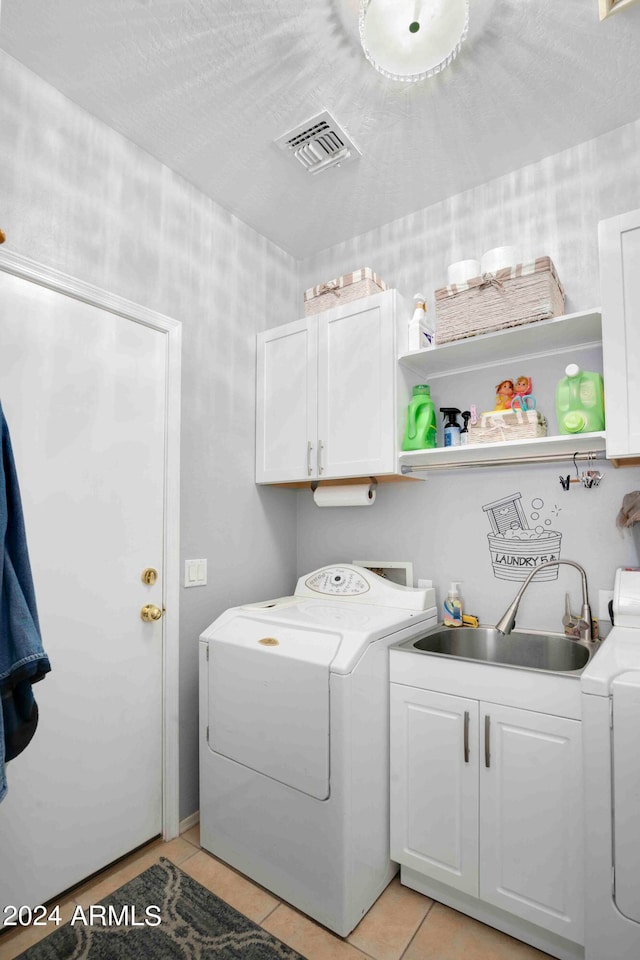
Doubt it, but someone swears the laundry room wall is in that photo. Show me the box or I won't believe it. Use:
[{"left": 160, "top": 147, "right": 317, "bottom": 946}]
[
  {"left": 0, "top": 51, "right": 300, "bottom": 821},
  {"left": 295, "top": 117, "right": 640, "bottom": 631}
]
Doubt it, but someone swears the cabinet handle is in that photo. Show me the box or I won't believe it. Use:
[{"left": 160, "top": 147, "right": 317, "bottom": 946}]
[
  {"left": 463, "top": 710, "right": 470, "bottom": 764},
  {"left": 307, "top": 441, "right": 313, "bottom": 476},
  {"left": 318, "top": 441, "right": 324, "bottom": 475},
  {"left": 484, "top": 714, "right": 491, "bottom": 768}
]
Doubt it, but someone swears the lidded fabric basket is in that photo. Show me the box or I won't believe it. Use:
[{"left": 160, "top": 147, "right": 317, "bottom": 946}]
[
  {"left": 468, "top": 408, "right": 548, "bottom": 445},
  {"left": 304, "top": 268, "right": 387, "bottom": 316},
  {"left": 435, "top": 257, "right": 565, "bottom": 344}
]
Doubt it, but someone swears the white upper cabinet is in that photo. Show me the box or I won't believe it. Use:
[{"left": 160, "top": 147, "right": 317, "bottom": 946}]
[
  {"left": 599, "top": 208, "right": 640, "bottom": 460},
  {"left": 256, "top": 290, "right": 404, "bottom": 484},
  {"left": 256, "top": 317, "right": 318, "bottom": 484}
]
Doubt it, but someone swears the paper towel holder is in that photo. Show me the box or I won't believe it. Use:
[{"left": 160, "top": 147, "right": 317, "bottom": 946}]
[{"left": 311, "top": 478, "right": 377, "bottom": 493}]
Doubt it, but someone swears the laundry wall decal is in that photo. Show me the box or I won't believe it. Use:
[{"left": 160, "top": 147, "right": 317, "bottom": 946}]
[{"left": 482, "top": 492, "right": 563, "bottom": 582}]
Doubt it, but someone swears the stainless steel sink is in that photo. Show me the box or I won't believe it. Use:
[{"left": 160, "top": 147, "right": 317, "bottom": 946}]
[{"left": 405, "top": 625, "right": 597, "bottom": 673}]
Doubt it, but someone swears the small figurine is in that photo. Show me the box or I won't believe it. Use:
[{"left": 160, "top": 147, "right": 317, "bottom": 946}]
[
  {"left": 494, "top": 379, "right": 514, "bottom": 411},
  {"left": 511, "top": 375, "right": 536, "bottom": 411},
  {"left": 514, "top": 375, "right": 532, "bottom": 398}
]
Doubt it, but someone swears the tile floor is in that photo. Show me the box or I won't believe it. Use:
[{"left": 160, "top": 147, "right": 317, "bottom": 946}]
[{"left": 0, "top": 825, "right": 555, "bottom": 960}]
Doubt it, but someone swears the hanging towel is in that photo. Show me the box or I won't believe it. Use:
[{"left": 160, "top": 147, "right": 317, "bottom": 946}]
[
  {"left": 616, "top": 491, "right": 640, "bottom": 529},
  {"left": 0, "top": 401, "right": 50, "bottom": 803}
]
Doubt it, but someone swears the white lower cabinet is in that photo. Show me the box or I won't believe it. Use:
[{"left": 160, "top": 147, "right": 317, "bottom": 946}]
[{"left": 390, "top": 683, "right": 584, "bottom": 949}]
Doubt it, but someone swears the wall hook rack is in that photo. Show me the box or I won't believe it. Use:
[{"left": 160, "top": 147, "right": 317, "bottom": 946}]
[{"left": 559, "top": 451, "right": 604, "bottom": 491}]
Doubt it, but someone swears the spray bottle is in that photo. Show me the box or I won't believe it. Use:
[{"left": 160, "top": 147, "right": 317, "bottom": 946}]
[
  {"left": 443, "top": 582, "right": 463, "bottom": 627},
  {"left": 439, "top": 408, "right": 462, "bottom": 447},
  {"left": 460, "top": 410, "right": 471, "bottom": 446}
]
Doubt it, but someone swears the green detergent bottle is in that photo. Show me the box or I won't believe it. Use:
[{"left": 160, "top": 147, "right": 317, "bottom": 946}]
[
  {"left": 556, "top": 364, "right": 605, "bottom": 434},
  {"left": 402, "top": 385, "right": 437, "bottom": 451}
]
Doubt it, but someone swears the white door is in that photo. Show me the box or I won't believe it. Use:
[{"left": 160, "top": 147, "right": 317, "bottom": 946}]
[
  {"left": 390, "top": 684, "right": 479, "bottom": 896},
  {"left": 317, "top": 291, "right": 396, "bottom": 479},
  {"left": 255, "top": 317, "right": 317, "bottom": 483},
  {"left": 0, "top": 265, "right": 170, "bottom": 912},
  {"left": 479, "top": 703, "right": 584, "bottom": 943}
]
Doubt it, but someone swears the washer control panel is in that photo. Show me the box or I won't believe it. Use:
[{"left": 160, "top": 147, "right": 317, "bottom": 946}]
[
  {"left": 295, "top": 564, "right": 433, "bottom": 611},
  {"left": 304, "top": 567, "right": 370, "bottom": 596}
]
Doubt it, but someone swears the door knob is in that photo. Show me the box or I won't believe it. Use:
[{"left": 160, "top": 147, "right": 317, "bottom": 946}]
[{"left": 140, "top": 604, "right": 164, "bottom": 622}]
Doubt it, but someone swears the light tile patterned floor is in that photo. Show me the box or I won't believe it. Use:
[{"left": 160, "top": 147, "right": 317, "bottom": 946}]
[{"left": 0, "top": 825, "right": 554, "bottom": 960}]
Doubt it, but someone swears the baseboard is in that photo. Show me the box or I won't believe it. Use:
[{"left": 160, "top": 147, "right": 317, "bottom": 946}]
[{"left": 179, "top": 811, "right": 200, "bottom": 834}]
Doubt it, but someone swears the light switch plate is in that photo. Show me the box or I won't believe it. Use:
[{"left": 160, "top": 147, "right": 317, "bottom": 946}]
[{"left": 185, "top": 559, "right": 207, "bottom": 587}]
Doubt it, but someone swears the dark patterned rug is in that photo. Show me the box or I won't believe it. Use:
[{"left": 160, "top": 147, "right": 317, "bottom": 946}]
[{"left": 15, "top": 858, "right": 306, "bottom": 959}]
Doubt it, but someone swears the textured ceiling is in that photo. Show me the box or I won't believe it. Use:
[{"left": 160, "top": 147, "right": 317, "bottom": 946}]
[{"left": 2, "top": 0, "right": 640, "bottom": 258}]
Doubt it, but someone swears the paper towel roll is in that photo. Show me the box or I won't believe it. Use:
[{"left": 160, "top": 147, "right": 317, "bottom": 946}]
[
  {"left": 313, "top": 483, "right": 376, "bottom": 507},
  {"left": 480, "top": 245, "right": 520, "bottom": 274},
  {"left": 446, "top": 259, "right": 481, "bottom": 286}
]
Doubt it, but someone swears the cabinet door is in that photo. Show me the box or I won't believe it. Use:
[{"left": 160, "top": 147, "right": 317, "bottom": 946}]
[
  {"left": 317, "top": 292, "right": 396, "bottom": 479},
  {"left": 599, "top": 208, "right": 640, "bottom": 458},
  {"left": 390, "top": 684, "right": 479, "bottom": 896},
  {"left": 256, "top": 318, "right": 318, "bottom": 483},
  {"left": 479, "top": 704, "right": 584, "bottom": 944}
]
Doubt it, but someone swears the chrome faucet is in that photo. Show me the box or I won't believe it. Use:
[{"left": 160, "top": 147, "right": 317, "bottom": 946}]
[{"left": 495, "top": 560, "right": 594, "bottom": 644}]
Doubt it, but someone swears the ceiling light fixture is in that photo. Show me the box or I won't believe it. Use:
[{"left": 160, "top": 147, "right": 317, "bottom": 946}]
[{"left": 359, "top": 0, "right": 469, "bottom": 82}]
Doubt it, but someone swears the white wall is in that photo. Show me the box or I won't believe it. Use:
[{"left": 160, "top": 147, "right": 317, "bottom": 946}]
[
  {"left": 5, "top": 44, "right": 640, "bottom": 821},
  {"left": 299, "top": 118, "right": 640, "bottom": 315},
  {"left": 296, "top": 117, "right": 640, "bottom": 633},
  {"left": 0, "top": 52, "right": 300, "bottom": 819}
]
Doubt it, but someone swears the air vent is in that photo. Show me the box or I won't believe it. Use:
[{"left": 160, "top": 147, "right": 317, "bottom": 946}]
[{"left": 275, "top": 111, "right": 361, "bottom": 175}]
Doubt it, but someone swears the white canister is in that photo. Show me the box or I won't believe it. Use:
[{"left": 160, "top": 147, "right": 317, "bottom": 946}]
[
  {"left": 446, "top": 259, "right": 481, "bottom": 286},
  {"left": 480, "top": 246, "right": 520, "bottom": 275}
]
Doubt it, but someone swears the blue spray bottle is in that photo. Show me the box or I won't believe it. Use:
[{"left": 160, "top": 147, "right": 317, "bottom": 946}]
[{"left": 439, "top": 407, "right": 462, "bottom": 447}]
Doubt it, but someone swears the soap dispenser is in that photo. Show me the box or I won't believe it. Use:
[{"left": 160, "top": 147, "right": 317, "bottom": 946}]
[{"left": 444, "top": 582, "right": 463, "bottom": 627}]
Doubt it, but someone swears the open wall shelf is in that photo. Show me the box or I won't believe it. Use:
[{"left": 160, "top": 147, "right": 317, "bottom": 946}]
[{"left": 398, "top": 309, "right": 602, "bottom": 379}]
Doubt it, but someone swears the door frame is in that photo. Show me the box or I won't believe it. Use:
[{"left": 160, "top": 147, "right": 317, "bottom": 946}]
[{"left": 0, "top": 247, "right": 181, "bottom": 840}]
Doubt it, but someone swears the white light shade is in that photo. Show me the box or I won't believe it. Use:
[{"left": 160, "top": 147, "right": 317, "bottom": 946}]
[{"left": 360, "top": 0, "right": 469, "bottom": 82}]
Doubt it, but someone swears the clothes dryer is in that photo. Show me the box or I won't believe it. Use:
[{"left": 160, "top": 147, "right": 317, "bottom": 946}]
[
  {"left": 199, "top": 564, "right": 437, "bottom": 936},
  {"left": 582, "top": 568, "right": 640, "bottom": 960}
]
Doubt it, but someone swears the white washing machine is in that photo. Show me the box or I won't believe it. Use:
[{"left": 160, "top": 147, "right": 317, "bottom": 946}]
[
  {"left": 581, "top": 567, "right": 640, "bottom": 960},
  {"left": 199, "top": 564, "right": 437, "bottom": 936}
]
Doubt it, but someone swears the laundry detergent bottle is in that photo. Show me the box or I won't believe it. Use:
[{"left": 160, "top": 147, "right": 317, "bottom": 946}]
[
  {"left": 556, "top": 364, "right": 605, "bottom": 434},
  {"left": 402, "top": 385, "right": 437, "bottom": 451}
]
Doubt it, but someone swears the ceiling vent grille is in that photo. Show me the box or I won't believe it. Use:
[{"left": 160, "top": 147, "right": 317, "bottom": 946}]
[{"left": 275, "top": 111, "right": 361, "bottom": 175}]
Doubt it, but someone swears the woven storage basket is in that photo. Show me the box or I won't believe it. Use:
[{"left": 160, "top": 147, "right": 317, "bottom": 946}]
[
  {"left": 304, "top": 268, "right": 387, "bottom": 316},
  {"left": 435, "top": 257, "right": 565, "bottom": 344},
  {"left": 468, "top": 409, "right": 548, "bottom": 445}
]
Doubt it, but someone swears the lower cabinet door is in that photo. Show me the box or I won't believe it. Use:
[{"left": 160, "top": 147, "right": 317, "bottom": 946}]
[
  {"left": 479, "top": 703, "right": 584, "bottom": 944},
  {"left": 390, "top": 683, "right": 479, "bottom": 896}
]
